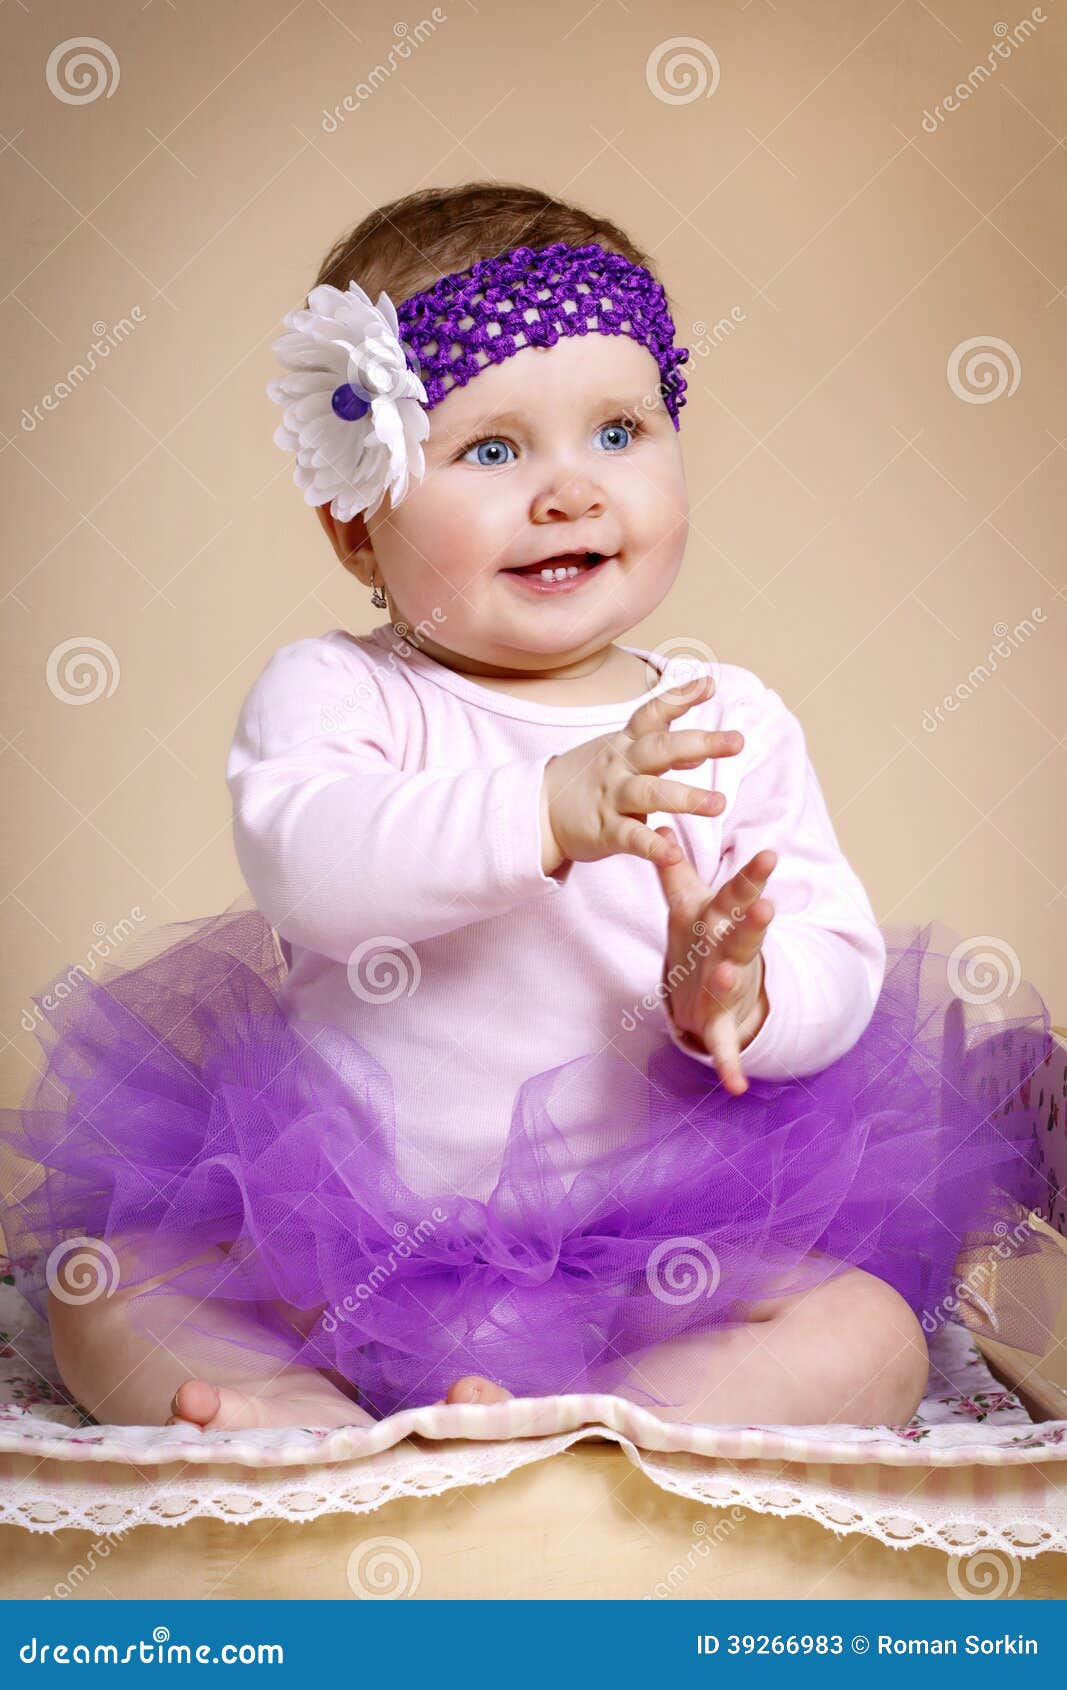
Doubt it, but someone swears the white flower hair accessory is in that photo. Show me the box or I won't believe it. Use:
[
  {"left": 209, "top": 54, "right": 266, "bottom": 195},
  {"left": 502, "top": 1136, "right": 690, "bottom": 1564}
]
[{"left": 267, "top": 280, "right": 429, "bottom": 524}]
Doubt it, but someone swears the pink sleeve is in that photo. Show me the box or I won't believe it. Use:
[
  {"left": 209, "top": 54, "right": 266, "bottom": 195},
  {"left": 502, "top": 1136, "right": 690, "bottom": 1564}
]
[
  {"left": 225, "top": 640, "right": 572, "bottom": 964},
  {"left": 662, "top": 679, "right": 886, "bottom": 1081}
]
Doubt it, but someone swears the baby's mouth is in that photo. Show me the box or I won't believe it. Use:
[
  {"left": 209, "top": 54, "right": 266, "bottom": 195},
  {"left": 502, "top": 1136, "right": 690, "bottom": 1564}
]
[{"left": 502, "top": 551, "right": 609, "bottom": 582}]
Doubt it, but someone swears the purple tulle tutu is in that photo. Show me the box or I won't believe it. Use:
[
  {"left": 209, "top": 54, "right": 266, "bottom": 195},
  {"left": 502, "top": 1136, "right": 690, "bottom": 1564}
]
[{"left": 0, "top": 903, "right": 1061, "bottom": 1420}]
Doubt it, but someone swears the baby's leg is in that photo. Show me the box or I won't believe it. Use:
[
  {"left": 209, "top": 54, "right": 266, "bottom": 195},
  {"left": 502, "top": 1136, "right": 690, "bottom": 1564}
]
[
  {"left": 447, "top": 1260, "right": 929, "bottom": 1426},
  {"left": 47, "top": 1234, "right": 370, "bottom": 1430},
  {"left": 620, "top": 1261, "right": 929, "bottom": 1426}
]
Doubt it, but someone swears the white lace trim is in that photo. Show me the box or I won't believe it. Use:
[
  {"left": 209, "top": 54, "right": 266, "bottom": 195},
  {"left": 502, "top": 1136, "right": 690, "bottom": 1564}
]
[
  {"left": 4, "top": 1269, "right": 1067, "bottom": 1552},
  {"left": 2, "top": 1429, "right": 1065, "bottom": 1557}
]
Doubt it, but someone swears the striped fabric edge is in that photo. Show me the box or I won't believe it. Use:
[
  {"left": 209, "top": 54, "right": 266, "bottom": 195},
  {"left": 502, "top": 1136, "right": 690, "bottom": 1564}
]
[{"left": 0, "top": 1393, "right": 1064, "bottom": 1472}]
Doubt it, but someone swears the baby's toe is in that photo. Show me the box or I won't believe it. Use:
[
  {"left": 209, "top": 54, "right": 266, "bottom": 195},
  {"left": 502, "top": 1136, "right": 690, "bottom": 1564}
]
[
  {"left": 445, "top": 1374, "right": 512, "bottom": 1405},
  {"left": 169, "top": 1379, "right": 221, "bottom": 1426}
]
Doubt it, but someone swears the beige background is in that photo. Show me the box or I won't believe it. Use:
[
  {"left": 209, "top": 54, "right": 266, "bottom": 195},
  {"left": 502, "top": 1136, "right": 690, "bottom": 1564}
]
[{"left": 2, "top": 0, "right": 1064, "bottom": 1064}]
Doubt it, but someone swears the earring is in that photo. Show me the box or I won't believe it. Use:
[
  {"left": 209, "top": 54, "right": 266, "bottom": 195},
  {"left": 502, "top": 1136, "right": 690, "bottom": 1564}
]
[{"left": 370, "top": 577, "right": 387, "bottom": 609}]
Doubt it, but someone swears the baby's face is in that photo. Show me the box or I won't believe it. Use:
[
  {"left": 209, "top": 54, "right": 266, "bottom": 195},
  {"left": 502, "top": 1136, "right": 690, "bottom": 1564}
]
[{"left": 362, "top": 333, "right": 688, "bottom": 672}]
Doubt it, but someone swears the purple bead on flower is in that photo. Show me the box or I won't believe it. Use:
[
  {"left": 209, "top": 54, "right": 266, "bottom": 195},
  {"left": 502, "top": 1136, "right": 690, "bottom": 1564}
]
[{"left": 331, "top": 383, "right": 370, "bottom": 422}]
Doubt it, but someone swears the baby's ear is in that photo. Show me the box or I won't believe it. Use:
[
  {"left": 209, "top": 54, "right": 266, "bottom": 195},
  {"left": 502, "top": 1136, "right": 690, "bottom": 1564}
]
[{"left": 315, "top": 506, "right": 373, "bottom": 578}]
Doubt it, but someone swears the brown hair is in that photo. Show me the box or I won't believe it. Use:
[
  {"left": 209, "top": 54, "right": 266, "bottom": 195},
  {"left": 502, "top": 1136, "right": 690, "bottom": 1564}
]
[{"left": 312, "top": 180, "right": 674, "bottom": 312}]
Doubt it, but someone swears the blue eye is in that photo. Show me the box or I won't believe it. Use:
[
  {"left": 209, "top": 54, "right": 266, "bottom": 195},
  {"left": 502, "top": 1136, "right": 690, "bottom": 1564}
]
[
  {"left": 458, "top": 417, "right": 643, "bottom": 464},
  {"left": 462, "top": 437, "right": 516, "bottom": 467},
  {"left": 595, "top": 420, "right": 635, "bottom": 451}
]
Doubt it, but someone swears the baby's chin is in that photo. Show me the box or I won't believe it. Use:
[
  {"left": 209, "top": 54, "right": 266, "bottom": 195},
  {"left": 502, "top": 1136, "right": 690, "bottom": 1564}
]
[
  {"left": 412, "top": 620, "right": 631, "bottom": 678},
  {"left": 393, "top": 550, "right": 674, "bottom": 655}
]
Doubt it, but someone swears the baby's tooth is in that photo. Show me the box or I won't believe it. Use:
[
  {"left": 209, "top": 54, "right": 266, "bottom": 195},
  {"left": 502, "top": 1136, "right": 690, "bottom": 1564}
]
[{"left": 534, "top": 562, "right": 582, "bottom": 581}]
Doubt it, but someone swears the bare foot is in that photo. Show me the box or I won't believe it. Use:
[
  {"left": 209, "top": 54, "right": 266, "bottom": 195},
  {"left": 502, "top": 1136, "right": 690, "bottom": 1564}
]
[
  {"left": 444, "top": 1374, "right": 512, "bottom": 1405},
  {"left": 164, "top": 1375, "right": 372, "bottom": 1432}
]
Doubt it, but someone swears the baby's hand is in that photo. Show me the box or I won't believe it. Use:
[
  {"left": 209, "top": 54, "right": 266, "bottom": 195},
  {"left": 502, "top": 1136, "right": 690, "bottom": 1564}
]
[
  {"left": 540, "top": 675, "right": 743, "bottom": 872},
  {"left": 653, "top": 832, "right": 778, "bottom": 1095}
]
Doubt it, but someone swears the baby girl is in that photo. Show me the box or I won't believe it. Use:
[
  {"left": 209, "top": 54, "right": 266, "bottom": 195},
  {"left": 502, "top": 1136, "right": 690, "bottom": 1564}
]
[{"left": 19, "top": 183, "right": 1044, "bottom": 1435}]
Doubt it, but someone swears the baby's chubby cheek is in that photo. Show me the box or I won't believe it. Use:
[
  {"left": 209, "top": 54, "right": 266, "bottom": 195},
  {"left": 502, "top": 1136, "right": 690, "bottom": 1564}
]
[
  {"left": 636, "top": 459, "right": 688, "bottom": 547},
  {"left": 621, "top": 499, "right": 689, "bottom": 604},
  {"left": 379, "top": 499, "right": 492, "bottom": 615}
]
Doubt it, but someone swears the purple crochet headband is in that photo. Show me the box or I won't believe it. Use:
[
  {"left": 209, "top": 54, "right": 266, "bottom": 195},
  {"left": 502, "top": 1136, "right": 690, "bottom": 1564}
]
[
  {"left": 269, "top": 238, "right": 690, "bottom": 524},
  {"left": 397, "top": 240, "right": 690, "bottom": 427}
]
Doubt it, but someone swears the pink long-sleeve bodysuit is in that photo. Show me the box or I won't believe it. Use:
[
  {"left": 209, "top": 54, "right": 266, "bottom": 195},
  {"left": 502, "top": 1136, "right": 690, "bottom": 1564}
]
[{"left": 225, "top": 624, "right": 887, "bottom": 1203}]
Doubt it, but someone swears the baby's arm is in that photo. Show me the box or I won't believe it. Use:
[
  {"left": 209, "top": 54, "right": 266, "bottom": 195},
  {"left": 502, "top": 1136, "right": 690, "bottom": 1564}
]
[
  {"left": 662, "top": 677, "right": 886, "bottom": 1081},
  {"left": 226, "top": 639, "right": 575, "bottom": 964}
]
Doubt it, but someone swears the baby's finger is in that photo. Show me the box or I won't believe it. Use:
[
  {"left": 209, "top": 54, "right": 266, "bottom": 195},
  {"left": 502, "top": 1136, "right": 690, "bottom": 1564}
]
[
  {"left": 616, "top": 772, "right": 724, "bottom": 821},
  {"left": 716, "top": 849, "right": 778, "bottom": 917},
  {"left": 707, "top": 898, "right": 774, "bottom": 968},
  {"left": 612, "top": 817, "right": 687, "bottom": 867},
  {"left": 651, "top": 826, "right": 710, "bottom": 915},
  {"left": 702, "top": 1005, "right": 748, "bottom": 1096},
  {"left": 625, "top": 673, "right": 715, "bottom": 739},
  {"left": 626, "top": 726, "right": 743, "bottom": 774}
]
